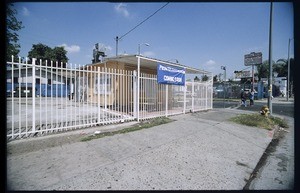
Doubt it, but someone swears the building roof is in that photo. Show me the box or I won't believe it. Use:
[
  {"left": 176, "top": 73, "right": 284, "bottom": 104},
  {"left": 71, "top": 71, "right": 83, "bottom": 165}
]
[{"left": 87, "top": 54, "right": 212, "bottom": 75}]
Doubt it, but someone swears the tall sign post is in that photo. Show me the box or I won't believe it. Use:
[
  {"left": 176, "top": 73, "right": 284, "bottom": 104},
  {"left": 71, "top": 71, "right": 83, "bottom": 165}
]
[
  {"left": 244, "top": 52, "right": 262, "bottom": 91},
  {"left": 268, "top": 2, "right": 273, "bottom": 115}
]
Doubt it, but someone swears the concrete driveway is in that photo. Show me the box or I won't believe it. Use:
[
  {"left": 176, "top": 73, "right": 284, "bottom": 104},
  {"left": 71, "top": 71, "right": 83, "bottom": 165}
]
[{"left": 7, "top": 109, "right": 273, "bottom": 190}]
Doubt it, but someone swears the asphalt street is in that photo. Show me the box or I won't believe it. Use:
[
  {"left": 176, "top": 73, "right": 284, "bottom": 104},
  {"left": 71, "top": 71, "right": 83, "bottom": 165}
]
[{"left": 213, "top": 98, "right": 294, "bottom": 117}]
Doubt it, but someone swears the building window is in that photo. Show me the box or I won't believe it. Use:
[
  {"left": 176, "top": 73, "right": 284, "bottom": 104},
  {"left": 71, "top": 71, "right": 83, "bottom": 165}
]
[
  {"left": 36, "top": 78, "right": 40, "bottom": 84},
  {"left": 48, "top": 79, "right": 52, "bottom": 85},
  {"left": 13, "top": 77, "right": 18, "bottom": 83}
]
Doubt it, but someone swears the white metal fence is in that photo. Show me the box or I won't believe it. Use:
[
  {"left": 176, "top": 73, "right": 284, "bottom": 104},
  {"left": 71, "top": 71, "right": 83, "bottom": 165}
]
[{"left": 6, "top": 57, "right": 212, "bottom": 141}]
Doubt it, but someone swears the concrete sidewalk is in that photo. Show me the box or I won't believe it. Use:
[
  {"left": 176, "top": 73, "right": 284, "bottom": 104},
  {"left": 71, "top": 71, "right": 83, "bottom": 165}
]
[{"left": 7, "top": 109, "right": 276, "bottom": 190}]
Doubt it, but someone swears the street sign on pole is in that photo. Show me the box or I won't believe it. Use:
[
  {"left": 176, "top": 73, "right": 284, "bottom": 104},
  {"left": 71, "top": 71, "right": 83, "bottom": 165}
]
[{"left": 244, "top": 52, "right": 262, "bottom": 66}]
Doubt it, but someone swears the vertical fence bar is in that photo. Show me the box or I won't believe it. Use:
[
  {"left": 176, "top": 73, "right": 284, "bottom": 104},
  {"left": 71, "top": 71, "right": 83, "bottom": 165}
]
[
  {"left": 25, "top": 58, "right": 28, "bottom": 136},
  {"left": 56, "top": 61, "right": 58, "bottom": 131},
  {"left": 45, "top": 60, "right": 48, "bottom": 132},
  {"left": 165, "top": 84, "right": 168, "bottom": 117},
  {"left": 18, "top": 57, "right": 21, "bottom": 138},
  {"left": 71, "top": 65, "right": 74, "bottom": 127},
  {"left": 137, "top": 57, "right": 140, "bottom": 122},
  {"left": 32, "top": 58, "right": 36, "bottom": 133},
  {"left": 192, "top": 80, "right": 194, "bottom": 112},
  {"left": 69, "top": 63, "right": 71, "bottom": 128},
  {"left": 65, "top": 63, "right": 68, "bottom": 128},
  {"left": 114, "top": 68, "right": 117, "bottom": 122},
  {"left": 133, "top": 70, "right": 137, "bottom": 119},
  {"left": 83, "top": 66, "right": 86, "bottom": 125},
  {"left": 183, "top": 82, "right": 186, "bottom": 113},
  {"left": 60, "top": 62, "right": 63, "bottom": 128},
  {"left": 113, "top": 68, "right": 116, "bottom": 122},
  {"left": 39, "top": 59, "right": 42, "bottom": 131},
  {"left": 50, "top": 61, "right": 53, "bottom": 131},
  {"left": 74, "top": 64, "right": 77, "bottom": 126},
  {"left": 205, "top": 82, "right": 208, "bottom": 110},
  {"left": 97, "top": 67, "right": 100, "bottom": 123},
  {"left": 87, "top": 65, "right": 89, "bottom": 125},
  {"left": 11, "top": 56, "right": 14, "bottom": 137},
  {"left": 104, "top": 64, "right": 107, "bottom": 111}
]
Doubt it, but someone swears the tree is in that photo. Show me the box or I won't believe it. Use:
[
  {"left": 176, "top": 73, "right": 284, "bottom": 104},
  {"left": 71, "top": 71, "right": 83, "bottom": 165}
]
[
  {"left": 52, "top": 47, "right": 68, "bottom": 67},
  {"left": 28, "top": 43, "right": 68, "bottom": 67},
  {"left": 28, "top": 43, "right": 53, "bottom": 63},
  {"left": 6, "top": 3, "right": 24, "bottom": 61},
  {"left": 256, "top": 60, "right": 275, "bottom": 81},
  {"left": 274, "top": 59, "right": 288, "bottom": 77},
  {"left": 257, "top": 59, "right": 294, "bottom": 81},
  {"left": 213, "top": 75, "right": 218, "bottom": 82},
  {"left": 194, "top": 76, "right": 200, "bottom": 82},
  {"left": 201, "top": 75, "right": 209, "bottom": 81}
]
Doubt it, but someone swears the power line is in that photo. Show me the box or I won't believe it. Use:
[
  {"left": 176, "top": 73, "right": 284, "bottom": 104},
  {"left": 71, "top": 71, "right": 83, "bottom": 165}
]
[
  {"left": 115, "top": 2, "right": 169, "bottom": 56},
  {"left": 118, "top": 2, "right": 169, "bottom": 41}
]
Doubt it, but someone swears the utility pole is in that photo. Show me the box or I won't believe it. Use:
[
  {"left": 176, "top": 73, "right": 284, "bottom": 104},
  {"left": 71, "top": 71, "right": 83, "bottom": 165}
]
[
  {"left": 115, "top": 36, "right": 119, "bottom": 56},
  {"left": 287, "top": 38, "right": 293, "bottom": 101},
  {"left": 268, "top": 2, "right": 273, "bottom": 115}
]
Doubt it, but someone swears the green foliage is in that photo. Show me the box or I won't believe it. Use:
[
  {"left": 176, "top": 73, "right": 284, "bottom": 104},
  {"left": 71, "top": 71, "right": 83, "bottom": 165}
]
[
  {"left": 6, "top": 4, "right": 24, "bottom": 61},
  {"left": 257, "top": 58, "right": 294, "bottom": 81},
  {"left": 28, "top": 43, "right": 69, "bottom": 67},
  {"left": 257, "top": 60, "right": 274, "bottom": 81},
  {"left": 202, "top": 75, "right": 209, "bottom": 81},
  {"left": 274, "top": 59, "right": 288, "bottom": 77},
  {"left": 81, "top": 117, "right": 174, "bottom": 142},
  {"left": 229, "top": 113, "right": 288, "bottom": 130},
  {"left": 270, "top": 116, "right": 289, "bottom": 128},
  {"left": 213, "top": 75, "right": 218, "bottom": 82}
]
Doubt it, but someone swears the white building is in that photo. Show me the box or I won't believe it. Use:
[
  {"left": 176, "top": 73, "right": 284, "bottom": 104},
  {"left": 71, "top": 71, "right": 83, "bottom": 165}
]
[{"left": 261, "top": 77, "right": 287, "bottom": 96}]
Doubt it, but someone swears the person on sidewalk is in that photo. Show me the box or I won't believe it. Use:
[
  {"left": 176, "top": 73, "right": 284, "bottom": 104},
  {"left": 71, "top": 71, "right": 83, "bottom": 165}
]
[
  {"left": 241, "top": 89, "right": 247, "bottom": 107},
  {"left": 249, "top": 89, "right": 254, "bottom": 106}
]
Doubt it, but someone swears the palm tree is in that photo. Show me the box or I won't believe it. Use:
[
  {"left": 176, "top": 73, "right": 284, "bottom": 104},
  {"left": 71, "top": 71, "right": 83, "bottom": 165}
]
[{"left": 274, "top": 59, "right": 288, "bottom": 77}]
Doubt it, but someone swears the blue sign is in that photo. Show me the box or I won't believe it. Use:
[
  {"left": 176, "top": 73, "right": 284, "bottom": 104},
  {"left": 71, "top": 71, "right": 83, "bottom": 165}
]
[{"left": 157, "top": 63, "right": 185, "bottom": 86}]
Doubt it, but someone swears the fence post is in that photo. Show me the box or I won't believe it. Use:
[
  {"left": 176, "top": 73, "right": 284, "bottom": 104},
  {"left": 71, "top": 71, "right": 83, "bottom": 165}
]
[
  {"left": 137, "top": 56, "right": 140, "bottom": 122},
  {"left": 32, "top": 58, "right": 36, "bottom": 132},
  {"left": 192, "top": 80, "right": 194, "bottom": 112},
  {"left": 133, "top": 70, "right": 137, "bottom": 119},
  {"left": 165, "top": 84, "right": 168, "bottom": 117},
  {"left": 104, "top": 62, "right": 107, "bottom": 110},
  {"left": 205, "top": 82, "right": 208, "bottom": 110},
  {"left": 97, "top": 67, "right": 101, "bottom": 123},
  {"left": 183, "top": 83, "right": 186, "bottom": 114},
  {"left": 11, "top": 55, "right": 14, "bottom": 137}
]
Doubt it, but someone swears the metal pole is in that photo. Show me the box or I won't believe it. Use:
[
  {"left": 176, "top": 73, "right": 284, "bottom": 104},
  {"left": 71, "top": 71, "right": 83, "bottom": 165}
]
[
  {"left": 224, "top": 68, "right": 226, "bottom": 82},
  {"left": 137, "top": 56, "right": 140, "bottom": 122},
  {"left": 116, "top": 36, "right": 119, "bottom": 56},
  {"left": 287, "top": 38, "right": 292, "bottom": 101},
  {"left": 138, "top": 44, "right": 140, "bottom": 55},
  {"left": 268, "top": 2, "right": 273, "bottom": 115}
]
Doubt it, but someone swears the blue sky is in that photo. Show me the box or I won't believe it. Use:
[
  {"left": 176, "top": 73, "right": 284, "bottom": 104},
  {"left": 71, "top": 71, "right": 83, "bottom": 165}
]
[{"left": 13, "top": 2, "right": 294, "bottom": 79}]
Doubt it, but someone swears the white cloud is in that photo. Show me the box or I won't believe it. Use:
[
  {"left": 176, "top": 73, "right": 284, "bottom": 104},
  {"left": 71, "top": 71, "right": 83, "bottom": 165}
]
[
  {"left": 59, "top": 44, "right": 80, "bottom": 54},
  {"left": 205, "top": 59, "right": 216, "bottom": 66},
  {"left": 114, "top": 3, "right": 129, "bottom": 18},
  {"left": 22, "top": 7, "right": 30, "bottom": 16},
  {"left": 201, "top": 59, "right": 219, "bottom": 74}
]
